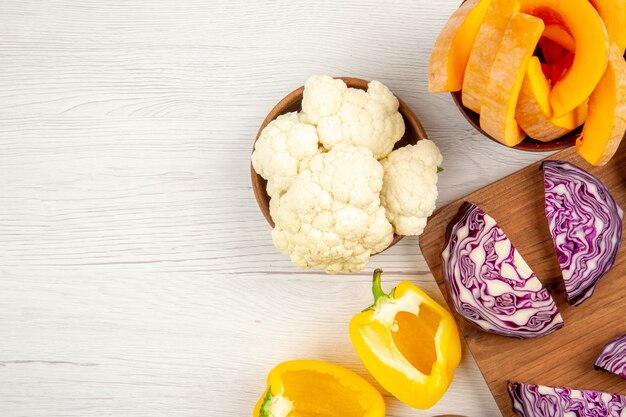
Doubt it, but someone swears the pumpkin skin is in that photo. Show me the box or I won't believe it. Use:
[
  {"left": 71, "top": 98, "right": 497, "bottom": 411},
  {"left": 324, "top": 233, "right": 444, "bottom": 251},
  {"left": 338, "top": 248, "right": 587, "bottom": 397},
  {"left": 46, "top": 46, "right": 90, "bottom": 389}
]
[
  {"left": 462, "top": 0, "right": 519, "bottom": 113},
  {"left": 479, "top": 12, "right": 544, "bottom": 146},
  {"left": 577, "top": 43, "right": 626, "bottom": 166},
  {"left": 428, "top": 0, "right": 491, "bottom": 93}
]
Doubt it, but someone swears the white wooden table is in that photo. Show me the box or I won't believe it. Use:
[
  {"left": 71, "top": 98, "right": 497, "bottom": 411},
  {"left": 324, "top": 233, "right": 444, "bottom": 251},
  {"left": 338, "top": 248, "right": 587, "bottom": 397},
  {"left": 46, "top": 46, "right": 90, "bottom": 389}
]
[{"left": 0, "top": 1, "right": 555, "bottom": 416}]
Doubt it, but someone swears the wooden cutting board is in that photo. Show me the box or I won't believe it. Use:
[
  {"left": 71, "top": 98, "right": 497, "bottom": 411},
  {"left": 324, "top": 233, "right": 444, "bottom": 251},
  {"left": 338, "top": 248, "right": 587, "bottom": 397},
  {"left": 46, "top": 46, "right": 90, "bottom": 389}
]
[{"left": 419, "top": 144, "right": 626, "bottom": 417}]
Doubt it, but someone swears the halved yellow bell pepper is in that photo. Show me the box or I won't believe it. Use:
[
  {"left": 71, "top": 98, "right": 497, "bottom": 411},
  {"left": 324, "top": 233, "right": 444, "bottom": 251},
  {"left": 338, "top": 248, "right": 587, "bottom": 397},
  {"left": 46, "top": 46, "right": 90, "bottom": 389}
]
[
  {"left": 350, "top": 269, "right": 461, "bottom": 410},
  {"left": 253, "top": 359, "right": 385, "bottom": 417}
]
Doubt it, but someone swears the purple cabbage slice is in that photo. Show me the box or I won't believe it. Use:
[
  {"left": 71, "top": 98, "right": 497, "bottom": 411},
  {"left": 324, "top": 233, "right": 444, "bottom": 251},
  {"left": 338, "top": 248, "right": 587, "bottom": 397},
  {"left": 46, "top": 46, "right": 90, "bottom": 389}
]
[
  {"left": 509, "top": 382, "right": 626, "bottom": 417},
  {"left": 542, "top": 160, "right": 623, "bottom": 306},
  {"left": 441, "top": 202, "right": 563, "bottom": 339},
  {"left": 594, "top": 334, "right": 626, "bottom": 379}
]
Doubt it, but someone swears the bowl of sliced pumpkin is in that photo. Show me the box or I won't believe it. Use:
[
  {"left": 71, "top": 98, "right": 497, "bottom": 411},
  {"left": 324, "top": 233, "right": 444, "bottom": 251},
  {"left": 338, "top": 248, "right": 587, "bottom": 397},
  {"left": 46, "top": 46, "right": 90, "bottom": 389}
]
[{"left": 428, "top": 0, "right": 626, "bottom": 165}]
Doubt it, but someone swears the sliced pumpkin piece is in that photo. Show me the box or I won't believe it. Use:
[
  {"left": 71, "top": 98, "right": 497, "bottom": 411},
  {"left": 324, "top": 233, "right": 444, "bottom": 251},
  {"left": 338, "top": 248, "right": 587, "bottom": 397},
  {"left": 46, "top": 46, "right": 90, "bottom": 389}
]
[
  {"left": 576, "top": 43, "right": 626, "bottom": 166},
  {"left": 428, "top": 0, "right": 492, "bottom": 92},
  {"left": 516, "top": 56, "right": 586, "bottom": 142},
  {"left": 462, "top": 0, "right": 519, "bottom": 113},
  {"left": 480, "top": 12, "right": 544, "bottom": 146},
  {"left": 542, "top": 25, "right": 575, "bottom": 52},
  {"left": 589, "top": 0, "right": 626, "bottom": 53},
  {"left": 519, "top": 0, "right": 609, "bottom": 117}
]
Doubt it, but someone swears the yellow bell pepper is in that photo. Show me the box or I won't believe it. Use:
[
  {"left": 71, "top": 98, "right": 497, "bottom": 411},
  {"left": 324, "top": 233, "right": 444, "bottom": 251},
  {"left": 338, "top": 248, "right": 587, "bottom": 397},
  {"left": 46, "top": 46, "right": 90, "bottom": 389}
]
[
  {"left": 253, "top": 359, "right": 385, "bottom": 417},
  {"left": 350, "top": 269, "right": 462, "bottom": 409}
]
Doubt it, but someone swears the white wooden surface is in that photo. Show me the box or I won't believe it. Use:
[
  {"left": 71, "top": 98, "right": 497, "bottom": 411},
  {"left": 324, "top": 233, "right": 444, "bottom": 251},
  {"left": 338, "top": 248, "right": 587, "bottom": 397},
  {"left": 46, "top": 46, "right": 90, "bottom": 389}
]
[{"left": 0, "top": 1, "right": 555, "bottom": 416}]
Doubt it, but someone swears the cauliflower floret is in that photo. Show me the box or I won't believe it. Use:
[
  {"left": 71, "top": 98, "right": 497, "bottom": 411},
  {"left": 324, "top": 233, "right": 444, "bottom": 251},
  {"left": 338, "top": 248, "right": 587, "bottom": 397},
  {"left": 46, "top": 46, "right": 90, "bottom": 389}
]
[
  {"left": 380, "top": 139, "right": 443, "bottom": 236},
  {"left": 271, "top": 144, "right": 394, "bottom": 274},
  {"left": 301, "top": 76, "right": 347, "bottom": 124},
  {"left": 251, "top": 112, "right": 320, "bottom": 198},
  {"left": 302, "top": 75, "right": 406, "bottom": 159}
]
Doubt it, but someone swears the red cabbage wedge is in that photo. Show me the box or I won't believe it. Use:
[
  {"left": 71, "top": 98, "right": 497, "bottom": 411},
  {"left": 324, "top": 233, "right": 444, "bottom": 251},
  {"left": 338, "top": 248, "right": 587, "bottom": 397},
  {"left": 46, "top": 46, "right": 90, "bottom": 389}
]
[
  {"left": 442, "top": 202, "right": 563, "bottom": 338},
  {"left": 509, "top": 382, "right": 626, "bottom": 417},
  {"left": 594, "top": 334, "right": 626, "bottom": 379},
  {"left": 542, "top": 160, "right": 623, "bottom": 306}
]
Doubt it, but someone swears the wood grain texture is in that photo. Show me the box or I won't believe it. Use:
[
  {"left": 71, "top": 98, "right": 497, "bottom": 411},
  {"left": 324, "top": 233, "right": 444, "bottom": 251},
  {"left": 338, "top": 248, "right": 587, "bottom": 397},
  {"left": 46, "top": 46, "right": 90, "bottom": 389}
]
[
  {"left": 0, "top": 1, "right": 559, "bottom": 416},
  {"left": 420, "top": 145, "right": 626, "bottom": 417}
]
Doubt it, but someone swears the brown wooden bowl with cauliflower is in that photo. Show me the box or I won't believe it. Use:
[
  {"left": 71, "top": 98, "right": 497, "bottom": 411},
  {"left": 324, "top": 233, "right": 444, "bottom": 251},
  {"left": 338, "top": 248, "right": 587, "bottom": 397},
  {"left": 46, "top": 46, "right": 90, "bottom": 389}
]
[{"left": 251, "top": 77, "right": 427, "bottom": 254}]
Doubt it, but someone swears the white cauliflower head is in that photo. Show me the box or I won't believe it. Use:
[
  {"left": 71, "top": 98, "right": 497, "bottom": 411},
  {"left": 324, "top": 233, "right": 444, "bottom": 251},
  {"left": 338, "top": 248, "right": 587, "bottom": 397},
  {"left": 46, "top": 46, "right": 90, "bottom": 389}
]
[
  {"left": 380, "top": 139, "right": 443, "bottom": 236},
  {"left": 301, "top": 76, "right": 406, "bottom": 159},
  {"left": 251, "top": 112, "right": 320, "bottom": 198},
  {"left": 270, "top": 144, "right": 394, "bottom": 274}
]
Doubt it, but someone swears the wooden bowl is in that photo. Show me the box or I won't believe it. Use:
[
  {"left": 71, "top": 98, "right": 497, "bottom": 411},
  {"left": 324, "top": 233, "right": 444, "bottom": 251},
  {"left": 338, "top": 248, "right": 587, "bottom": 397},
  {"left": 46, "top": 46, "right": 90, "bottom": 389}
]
[
  {"left": 251, "top": 77, "right": 428, "bottom": 252},
  {"left": 451, "top": 91, "right": 578, "bottom": 152}
]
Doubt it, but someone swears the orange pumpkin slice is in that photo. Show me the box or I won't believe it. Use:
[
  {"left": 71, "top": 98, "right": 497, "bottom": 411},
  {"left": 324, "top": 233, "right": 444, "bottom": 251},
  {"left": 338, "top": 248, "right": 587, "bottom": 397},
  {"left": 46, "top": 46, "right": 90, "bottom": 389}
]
[
  {"left": 480, "top": 13, "right": 544, "bottom": 146},
  {"left": 480, "top": 12, "right": 544, "bottom": 146},
  {"left": 541, "top": 25, "right": 575, "bottom": 52},
  {"left": 589, "top": 0, "right": 626, "bottom": 53},
  {"left": 519, "top": 0, "right": 609, "bottom": 117},
  {"left": 462, "top": 0, "right": 519, "bottom": 113},
  {"left": 516, "top": 56, "right": 586, "bottom": 142},
  {"left": 428, "top": 0, "right": 492, "bottom": 92},
  {"left": 576, "top": 44, "right": 626, "bottom": 166}
]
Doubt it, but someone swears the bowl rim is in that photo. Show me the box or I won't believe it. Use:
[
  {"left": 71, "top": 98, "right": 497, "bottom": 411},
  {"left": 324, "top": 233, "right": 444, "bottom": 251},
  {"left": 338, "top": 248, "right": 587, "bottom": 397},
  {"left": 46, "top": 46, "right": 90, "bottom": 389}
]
[{"left": 250, "top": 76, "right": 428, "bottom": 252}]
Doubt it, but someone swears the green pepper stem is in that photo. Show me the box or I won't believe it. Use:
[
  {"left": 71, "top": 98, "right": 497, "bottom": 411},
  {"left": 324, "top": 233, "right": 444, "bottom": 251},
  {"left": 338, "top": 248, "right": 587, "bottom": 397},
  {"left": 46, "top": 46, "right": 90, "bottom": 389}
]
[
  {"left": 372, "top": 269, "right": 385, "bottom": 303},
  {"left": 259, "top": 390, "right": 273, "bottom": 417}
]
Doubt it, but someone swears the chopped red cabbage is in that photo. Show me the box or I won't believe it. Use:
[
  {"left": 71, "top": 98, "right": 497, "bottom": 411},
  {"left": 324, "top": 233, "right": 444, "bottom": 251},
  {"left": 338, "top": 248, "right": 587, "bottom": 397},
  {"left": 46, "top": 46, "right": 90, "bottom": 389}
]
[
  {"left": 594, "top": 334, "right": 626, "bottom": 379},
  {"left": 441, "top": 202, "right": 563, "bottom": 338},
  {"left": 509, "top": 382, "right": 626, "bottom": 417},
  {"left": 542, "top": 160, "right": 623, "bottom": 306}
]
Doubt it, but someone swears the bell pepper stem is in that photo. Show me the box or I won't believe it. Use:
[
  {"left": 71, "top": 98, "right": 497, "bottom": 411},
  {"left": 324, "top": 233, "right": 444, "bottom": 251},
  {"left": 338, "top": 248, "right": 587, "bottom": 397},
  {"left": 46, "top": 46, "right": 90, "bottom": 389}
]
[
  {"left": 259, "top": 390, "right": 272, "bottom": 417},
  {"left": 366, "top": 269, "right": 395, "bottom": 311},
  {"left": 372, "top": 269, "right": 385, "bottom": 303}
]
